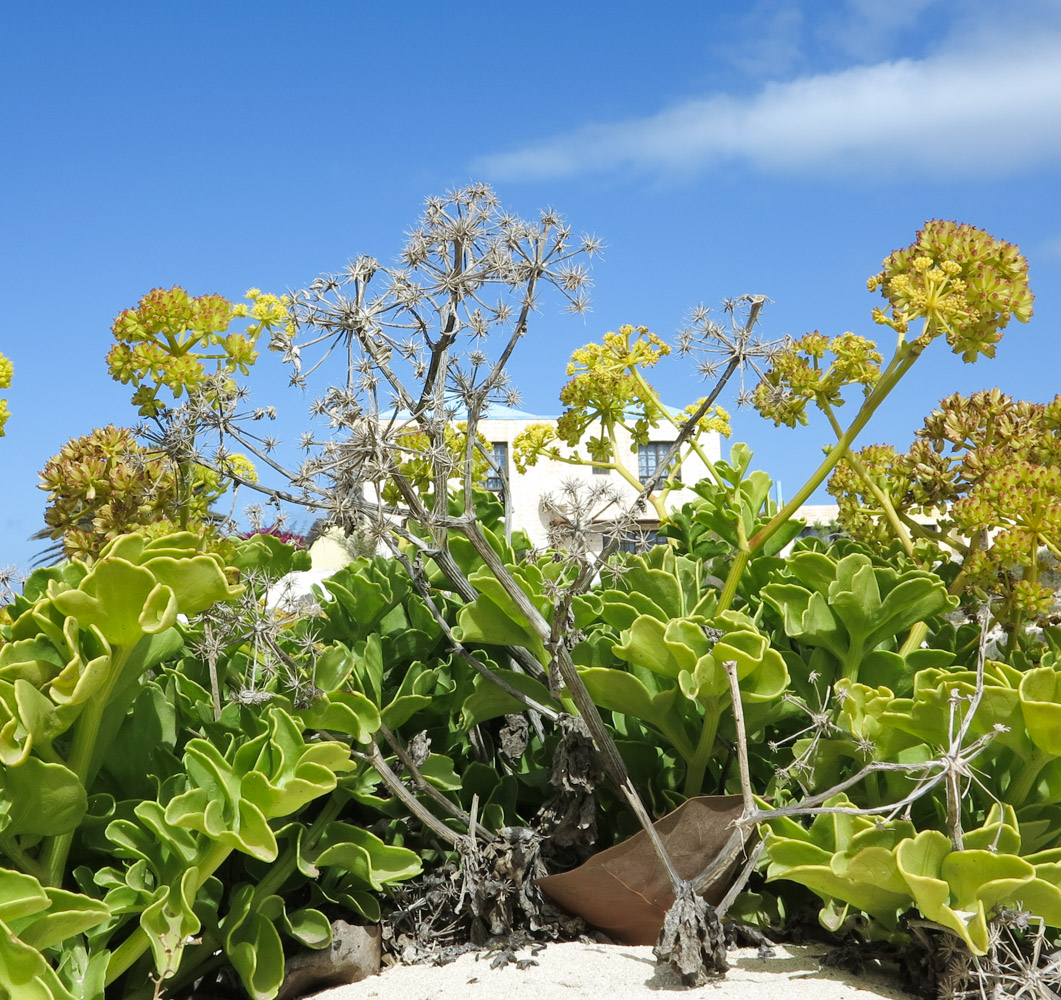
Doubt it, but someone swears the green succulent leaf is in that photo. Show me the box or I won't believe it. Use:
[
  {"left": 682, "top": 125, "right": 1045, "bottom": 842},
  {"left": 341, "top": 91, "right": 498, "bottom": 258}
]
[
  {"left": 280, "top": 906, "right": 332, "bottom": 949},
  {"left": 298, "top": 690, "right": 380, "bottom": 744},
  {"left": 1019, "top": 667, "right": 1061, "bottom": 755},
  {"left": 310, "top": 822, "right": 422, "bottom": 891},
  {"left": 221, "top": 885, "right": 286, "bottom": 1000},
  {"left": 53, "top": 559, "right": 176, "bottom": 647},
  {"left": 460, "top": 670, "right": 558, "bottom": 728},
  {"left": 576, "top": 668, "right": 694, "bottom": 759},
  {"left": 0, "top": 917, "right": 77, "bottom": 1000},
  {"left": 0, "top": 758, "right": 86, "bottom": 837}
]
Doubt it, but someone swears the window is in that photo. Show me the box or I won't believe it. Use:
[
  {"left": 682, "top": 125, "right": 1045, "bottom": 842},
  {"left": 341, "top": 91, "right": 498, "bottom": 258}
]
[
  {"left": 592, "top": 463, "right": 609, "bottom": 475},
  {"left": 603, "top": 527, "right": 666, "bottom": 553},
  {"left": 486, "top": 442, "right": 508, "bottom": 491},
  {"left": 638, "top": 441, "right": 680, "bottom": 483}
]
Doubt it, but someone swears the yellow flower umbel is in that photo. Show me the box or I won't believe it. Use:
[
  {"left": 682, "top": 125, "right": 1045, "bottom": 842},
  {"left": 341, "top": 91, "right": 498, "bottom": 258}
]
[
  {"left": 867, "top": 220, "right": 1034, "bottom": 362},
  {"left": 0, "top": 350, "right": 11, "bottom": 436},
  {"left": 752, "top": 331, "right": 883, "bottom": 428},
  {"left": 108, "top": 286, "right": 291, "bottom": 417},
  {"left": 37, "top": 425, "right": 239, "bottom": 560}
]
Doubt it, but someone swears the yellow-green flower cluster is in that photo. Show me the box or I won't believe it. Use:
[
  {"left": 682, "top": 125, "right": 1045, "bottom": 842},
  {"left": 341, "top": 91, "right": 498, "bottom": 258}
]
[
  {"left": 512, "top": 423, "right": 561, "bottom": 474},
  {"left": 232, "top": 288, "right": 295, "bottom": 342},
  {"left": 37, "top": 425, "right": 235, "bottom": 560},
  {"left": 828, "top": 390, "right": 1061, "bottom": 624},
  {"left": 107, "top": 285, "right": 288, "bottom": 417},
  {"left": 868, "top": 220, "right": 1034, "bottom": 362},
  {"left": 220, "top": 452, "right": 258, "bottom": 484},
  {"left": 752, "top": 331, "right": 882, "bottom": 427},
  {"left": 556, "top": 325, "right": 670, "bottom": 448},
  {"left": 380, "top": 424, "right": 489, "bottom": 505},
  {"left": 682, "top": 400, "right": 732, "bottom": 438},
  {"left": 952, "top": 462, "right": 1061, "bottom": 616},
  {"left": 0, "top": 350, "right": 11, "bottom": 437},
  {"left": 828, "top": 442, "right": 910, "bottom": 546}
]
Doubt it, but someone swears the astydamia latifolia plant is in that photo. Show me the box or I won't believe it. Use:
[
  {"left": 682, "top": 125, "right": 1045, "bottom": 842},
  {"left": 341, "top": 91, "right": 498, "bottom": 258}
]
[
  {"left": 35, "top": 287, "right": 287, "bottom": 560},
  {"left": 828, "top": 389, "right": 1061, "bottom": 636},
  {"left": 90, "top": 198, "right": 1051, "bottom": 990},
  {"left": 721, "top": 221, "right": 1034, "bottom": 607}
]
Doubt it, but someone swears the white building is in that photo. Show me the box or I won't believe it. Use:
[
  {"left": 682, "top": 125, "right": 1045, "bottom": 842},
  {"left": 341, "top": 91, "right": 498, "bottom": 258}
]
[{"left": 473, "top": 404, "right": 722, "bottom": 552}]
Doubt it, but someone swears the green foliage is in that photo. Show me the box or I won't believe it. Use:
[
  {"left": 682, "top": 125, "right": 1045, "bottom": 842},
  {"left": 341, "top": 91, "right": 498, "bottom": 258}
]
[
  {"left": 0, "top": 532, "right": 422, "bottom": 1000},
  {"left": 764, "top": 801, "right": 1061, "bottom": 955},
  {"left": 8, "top": 211, "right": 1056, "bottom": 990},
  {"left": 761, "top": 548, "right": 957, "bottom": 683}
]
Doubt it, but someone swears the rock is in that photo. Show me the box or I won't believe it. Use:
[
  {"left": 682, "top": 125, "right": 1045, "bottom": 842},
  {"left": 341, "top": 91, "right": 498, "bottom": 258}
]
[{"left": 277, "top": 921, "right": 382, "bottom": 1000}]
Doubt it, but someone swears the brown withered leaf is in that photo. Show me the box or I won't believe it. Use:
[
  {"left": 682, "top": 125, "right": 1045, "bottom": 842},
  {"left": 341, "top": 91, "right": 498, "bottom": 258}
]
[{"left": 535, "top": 795, "right": 749, "bottom": 945}]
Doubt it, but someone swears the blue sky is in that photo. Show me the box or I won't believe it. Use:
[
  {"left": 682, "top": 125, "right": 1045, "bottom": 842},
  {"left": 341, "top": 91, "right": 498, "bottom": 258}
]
[{"left": 3, "top": 0, "right": 1060, "bottom": 575}]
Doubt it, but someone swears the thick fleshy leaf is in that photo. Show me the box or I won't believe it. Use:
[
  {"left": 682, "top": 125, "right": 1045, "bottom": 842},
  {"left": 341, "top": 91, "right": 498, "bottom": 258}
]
[
  {"left": 454, "top": 584, "right": 547, "bottom": 665},
  {"left": 460, "top": 670, "right": 558, "bottom": 728},
  {"left": 0, "top": 758, "right": 86, "bottom": 836},
  {"left": 0, "top": 869, "right": 50, "bottom": 923},
  {"left": 53, "top": 559, "right": 176, "bottom": 647},
  {"left": 0, "top": 918, "right": 77, "bottom": 1000},
  {"left": 140, "top": 867, "right": 202, "bottom": 982},
  {"left": 140, "top": 554, "right": 243, "bottom": 616},
  {"left": 1020, "top": 667, "right": 1061, "bottom": 755},
  {"left": 15, "top": 887, "right": 111, "bottom": 951},
  {"left": 613, "top": 615, "right": 692, "bottom": 679},
  {"left": 577, "top": 668, "right": 694, "bottom": 759},
  {"left": 222, "top": 886, "right": 286, "bottom": 1000},
  {"left": 311, "top": 822, "right": 423, "bottom": 890},
  {"left": 281, "top": 907, "right": 332, "bottom": 949},
  {"left": 299, "top": 690, "right": 380, "bottom": 744}
]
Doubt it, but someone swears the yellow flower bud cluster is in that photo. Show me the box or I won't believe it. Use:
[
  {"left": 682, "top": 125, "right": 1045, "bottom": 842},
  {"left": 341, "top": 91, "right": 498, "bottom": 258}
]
[
  {"left": 107, "top": 285, "right": 288, "bottom": 417},
  {"left": 752, "top": 331, "right": 883, "bottom": 427},
  {"left": 379, "top": 424, "right": 489, "bottom": 505},
  {"left": 220, "top": 452, "right": 258, "bottom": 484},
  {"left": 512, "top": 423, "right": 560, "bottom": 474},
  {"left": 232, "top": 288, "right": 294, "bottom": 342},
  {"left": 951, "top": 461, "right": 1061, "bottom": 615},
  {"left": 827, "top": 443, "right": 910, "bottom": 547},
  {"left": 828, "top": 390, "right": 1061, "bottom": 625},
  {"left": 37, "top": 426, "right": 231, "bottom": 560},
  {"left": 868, "top": 220, "right": 1034, "bottom": 362},
  {"left": 682, "top": 400, "right": 732, "bottom": 438},
  {"left": 553, "top": 325, "right": 671, "bottom": 453},
  {"left": 0, "top": 350, "right": 11, "bottom": 437}
]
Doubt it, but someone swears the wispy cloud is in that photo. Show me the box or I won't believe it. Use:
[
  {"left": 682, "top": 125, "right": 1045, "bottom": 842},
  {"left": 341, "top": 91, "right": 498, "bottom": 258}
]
[{"left": 476, "top": 25, "right": 1061, "bottom": 182}]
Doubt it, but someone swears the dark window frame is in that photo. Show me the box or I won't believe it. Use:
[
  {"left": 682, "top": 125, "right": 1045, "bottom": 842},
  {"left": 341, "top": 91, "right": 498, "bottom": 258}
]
[
  {"left": 638, "top": 441, "right": 681, "bottom": 483},
  {"left": 486, "top": 441, "right": 508, "bottom": 491}
]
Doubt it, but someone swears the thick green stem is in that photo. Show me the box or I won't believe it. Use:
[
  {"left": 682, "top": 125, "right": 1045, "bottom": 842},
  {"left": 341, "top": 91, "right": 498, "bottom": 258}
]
[
  {"left": 1006, "top": 751, "right": 1053, "bottom": 805},
  {"left": 821, "top": 400, "right": 914, "bottom": 557},
  {"left": 1, "top": 838, "right": 47, "bottom": 881},
  {"left": 683, "top": 703, "right": 720, "bottom": 797},
  {"left": 718, "top": 549, "right": 749, "bottom": 613},
  {"left": 718, "top": 345, "right": 923, "bottom": 611},
  {"left": 105, "top": 840, "right": 233, "bottom": 987},
  {"left": 39, "top": 644, "right": 132, "bottom": 886}
]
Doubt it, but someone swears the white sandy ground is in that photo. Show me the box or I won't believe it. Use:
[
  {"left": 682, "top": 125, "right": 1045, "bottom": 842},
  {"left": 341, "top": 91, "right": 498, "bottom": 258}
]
[{"left": 303, "top": 941, "right": 917, "bottom": 1000}]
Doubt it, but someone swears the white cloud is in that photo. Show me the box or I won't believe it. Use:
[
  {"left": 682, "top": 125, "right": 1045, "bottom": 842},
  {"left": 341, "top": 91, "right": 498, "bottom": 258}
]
[{"left": 475, "top": 28, "right": 1061, "bottom": 182}]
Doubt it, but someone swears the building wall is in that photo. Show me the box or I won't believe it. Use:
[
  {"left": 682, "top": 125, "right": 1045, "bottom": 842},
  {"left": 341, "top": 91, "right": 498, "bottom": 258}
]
[{"left": 478, "top": 415, "right": 722, "bottom": 549}]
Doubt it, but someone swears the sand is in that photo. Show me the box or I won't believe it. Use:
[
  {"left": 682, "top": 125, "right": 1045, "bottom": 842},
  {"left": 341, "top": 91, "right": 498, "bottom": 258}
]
[{"left": 303, "top": 941, "right": 917, "bottom": 1000}]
